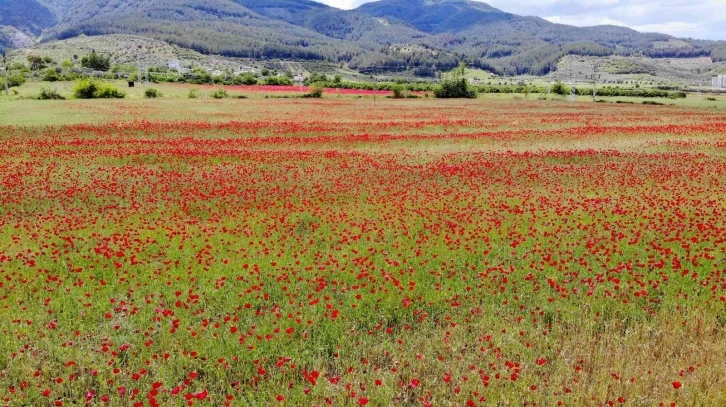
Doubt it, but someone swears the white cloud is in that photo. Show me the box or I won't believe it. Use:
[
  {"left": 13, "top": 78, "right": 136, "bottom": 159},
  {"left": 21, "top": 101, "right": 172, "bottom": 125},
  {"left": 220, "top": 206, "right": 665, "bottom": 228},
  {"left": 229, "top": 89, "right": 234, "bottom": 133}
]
[
  {"left": 317, "top": 0, "right": 369, "bottom": 9},
  {"left": 544, "top": 15, "right": 628, "bottom": 27},
  {"left": 544, "top": 15, "right": 712, "bottom": 38}
]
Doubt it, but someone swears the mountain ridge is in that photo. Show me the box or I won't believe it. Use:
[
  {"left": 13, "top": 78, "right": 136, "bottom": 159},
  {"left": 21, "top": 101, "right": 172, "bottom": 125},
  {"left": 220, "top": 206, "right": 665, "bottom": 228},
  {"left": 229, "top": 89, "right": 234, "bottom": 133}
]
[{"left": 1, "top": 0, "right": 725, "bottom": 77}]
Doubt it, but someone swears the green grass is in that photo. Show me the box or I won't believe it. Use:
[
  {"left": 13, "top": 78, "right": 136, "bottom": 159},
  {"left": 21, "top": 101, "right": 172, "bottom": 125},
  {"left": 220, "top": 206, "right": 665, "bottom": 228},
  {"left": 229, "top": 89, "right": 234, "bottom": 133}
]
[{"left": 1, "top": 94, "right": 726, "bottom": 406}]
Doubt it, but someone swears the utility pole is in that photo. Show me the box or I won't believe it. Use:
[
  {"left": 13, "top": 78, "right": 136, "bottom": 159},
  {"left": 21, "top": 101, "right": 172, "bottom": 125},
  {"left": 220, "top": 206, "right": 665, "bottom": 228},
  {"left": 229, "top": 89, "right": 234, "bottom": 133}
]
[
  {"left": 586, "top": 74, "right": 600, "bottom": 102},
  {"left": 546, "top": 65, "right": 554, "bottom": 98},
  {"left": 373, "top": 68, "right": 377, "bottom": 105},
  {"left": 2, "top": 51, "right": 8, "bottom": 96}
]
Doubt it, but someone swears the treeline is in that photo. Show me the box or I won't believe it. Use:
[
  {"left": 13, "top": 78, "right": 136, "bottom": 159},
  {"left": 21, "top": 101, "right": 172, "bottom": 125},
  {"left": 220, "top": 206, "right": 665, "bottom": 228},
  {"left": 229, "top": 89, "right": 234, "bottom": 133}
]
[
  {"left": 348, "top": 45, "right": 461, "bottom": 78},
  {"left": 54, "top": 20, "right": 336, "bottom": 62},
  {"left": 471, "top": 42, "right": 614, "bottom": 76},
  {"left": 7, "top": 52, "right": 688, "bottom": 100},
  {"left": 476, "top": 84, "right": 685, "bottom": 98},
  {"left": 302, "top": 78, "right": 687, "bottom": 99}
]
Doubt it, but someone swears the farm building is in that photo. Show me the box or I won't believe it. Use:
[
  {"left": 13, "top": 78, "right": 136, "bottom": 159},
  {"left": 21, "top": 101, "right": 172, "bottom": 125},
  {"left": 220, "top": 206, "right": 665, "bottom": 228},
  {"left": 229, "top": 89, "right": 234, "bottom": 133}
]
[{"left": 713, "top": 75, "right": 726, "bottom": 88}]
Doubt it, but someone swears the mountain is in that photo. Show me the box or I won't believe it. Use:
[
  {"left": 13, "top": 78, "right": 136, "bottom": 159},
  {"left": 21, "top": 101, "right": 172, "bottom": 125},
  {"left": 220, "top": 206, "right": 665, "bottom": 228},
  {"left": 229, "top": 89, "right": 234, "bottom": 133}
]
[
  {"left": 44, "top": 0, "right": 355, "bottom": 60},
  {"left": 1, "top": 0, "right": 724, "bottom": 77},
  {"left": 356, "top": 0, "right": 722, "bottom": 74},
  {"left": 0, "top": 0, "right": 57, "bottom": 35},
  {"left": 357, "top": 0, "right": 509, "bottom": 34}
]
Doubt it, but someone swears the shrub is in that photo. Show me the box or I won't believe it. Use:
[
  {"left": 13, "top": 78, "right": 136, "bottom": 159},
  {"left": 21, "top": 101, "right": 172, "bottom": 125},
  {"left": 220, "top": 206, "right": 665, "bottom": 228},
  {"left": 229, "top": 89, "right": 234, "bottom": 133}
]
[
  {"left": 73, "top": 79, "right": 126, "bottom": 99},
  {"left": 706, "top": 97, "right": 717, "bottom": 101},
  {"left": 265, "top": 76, "right": 294, "bottom": 86},
  {"left": 37, "top": 87, "right": 65, "bottom": 100},
  {"left": 303, "top": 84, "right": 324, "bottom": 98},
  {"left": 73, "top": 79, "right": 99, "bottom": 99},
  {"left": 7, "top": 72, "right": 26, "bottom": 88},
  {"left": 391, "top": 84, "right": 405, "bottom": 99},
  {"left": 61, "top": 72, "right": 83, "bottom": 81},
  {"left": 233, "top": 73, "right": 258, "bottom": 86},
  {"left": 144, "top": 88, "right": 162, "bottom": 98},
  {"left": 42, "top": 68, "right": 61, "bottom": 82},
  {"left": 188, "top": 88, "right": 201, "bottom": 99},
  {"left": 81, "top": 52, "right": 111, "bottom": 72},
  {"left": 26, "top": 55, "right": 48, "bottom": 71},
  {"left": 642, "top": 101, "right": 664, "bottom": 105},
  {"left": 211, "top": 89, "right": 228, "bottom": 99},
  {"left": 8, "top": 62, "right": 28, "bottom": 72},
  {"left": 551, "top": 81, "right": 568, "bottom": 96},
  {"left": 434, "top": 63, "right": 476, "bottom": 99},
  {"left": 189, "top": 68, "right": 213, "bottom": 84},
  {"left": 94, "top": 82, "right": 126, "bottom": 99}
]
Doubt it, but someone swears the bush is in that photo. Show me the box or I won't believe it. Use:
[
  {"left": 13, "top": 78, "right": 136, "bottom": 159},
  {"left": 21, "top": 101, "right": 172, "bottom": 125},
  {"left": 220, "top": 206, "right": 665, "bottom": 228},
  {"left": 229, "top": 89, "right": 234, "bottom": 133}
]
[
  {"left": 434, "top": 80, "right": 476, "bottom": 99},
  {"left": 8, "top": 62, "right": 28, "bottom": 72},
  {"left": 7, "top": 72, "right": 26, "bottom": 88},
  {"left": 73, "top": 79, "right": 126, "bottom": 99},
  {"left": 233, "top": 73, "right": 258, "bottom": 86},
  {"left": 434, "top": 63, "right": 476, "bottom": 99},
  {"left": 81, "top": 52, "right": 111, "bottom": 72},
  {"left": 94, "top": 83, "right": 126, "bottom": 99},
  {"left": 37, "top": 87, "right": 65, "bottom": 100},
  {"left": 188, "top": 88, "right": 201, "bottom": 99},
  {"left": 391, "top": 84, "right": 405, "bottom": 99},
  {"left": 190, "top": 68, "right": 213, "bottom": 85},
  {"left": 42, "top": 68, "right": 61, "bottom": 82},
  {"left": 210, "top": 89, "right": 228, "bottom": 99},
  {"left": 27, "top": 55, "right": 49, "bottom": 71},
  {"left": 265, "top": 76, "right": 294, "bottom": 86},
  {"left": 144, "top": 88, "right": 162, "bottom": 98},
  {"left": 60, "top": 72, "right": 83, "bottom": 81},
  {"left": 551, "top": 80, "right": 568, "bottom": 96},
  {"left": 73, "top": 79, "right": 99, "bottom": 99},
  {"left": 303, "top": 84, "right": 324, "bottom": 98}
]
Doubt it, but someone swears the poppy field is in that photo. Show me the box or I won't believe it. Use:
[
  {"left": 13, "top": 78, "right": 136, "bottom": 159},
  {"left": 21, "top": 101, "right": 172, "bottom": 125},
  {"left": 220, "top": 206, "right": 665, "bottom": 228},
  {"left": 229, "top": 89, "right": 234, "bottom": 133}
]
[{"left": 1, "top": 97, "right": 726, "bottom": 406}]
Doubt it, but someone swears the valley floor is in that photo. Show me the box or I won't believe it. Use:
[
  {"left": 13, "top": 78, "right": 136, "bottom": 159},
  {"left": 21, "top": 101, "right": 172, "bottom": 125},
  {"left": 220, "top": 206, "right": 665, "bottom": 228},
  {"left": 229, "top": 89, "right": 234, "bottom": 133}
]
[{"left": 1, "top": 92, "right": 726, "bottom": 406}]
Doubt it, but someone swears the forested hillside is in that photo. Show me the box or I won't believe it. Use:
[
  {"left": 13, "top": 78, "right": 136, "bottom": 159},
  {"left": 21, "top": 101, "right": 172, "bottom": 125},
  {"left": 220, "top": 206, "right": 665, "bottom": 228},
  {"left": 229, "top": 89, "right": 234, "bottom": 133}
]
[
  {"left": 0, "top": 0, "right": 57, "bottom": 35},
  {"left": 1, "top": 0, "right": 724, "bottom": 77}
]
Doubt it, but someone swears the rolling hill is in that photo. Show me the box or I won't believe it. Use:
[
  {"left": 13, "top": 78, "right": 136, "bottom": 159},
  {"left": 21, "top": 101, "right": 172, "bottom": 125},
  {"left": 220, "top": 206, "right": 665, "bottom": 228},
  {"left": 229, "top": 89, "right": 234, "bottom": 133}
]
[{"left": 1, "top": 0, "right": 725, "bottom": 77}]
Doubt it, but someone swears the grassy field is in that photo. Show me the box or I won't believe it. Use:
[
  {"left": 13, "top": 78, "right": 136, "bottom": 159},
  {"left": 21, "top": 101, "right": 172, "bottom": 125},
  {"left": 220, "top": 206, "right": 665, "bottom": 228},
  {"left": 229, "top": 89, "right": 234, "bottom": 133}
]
[
  {"left": 1, "top": 85, "right": 726, "bottom": 406},
  {"left": 1, "top": 81, "right": 723, "bottom": 127}
]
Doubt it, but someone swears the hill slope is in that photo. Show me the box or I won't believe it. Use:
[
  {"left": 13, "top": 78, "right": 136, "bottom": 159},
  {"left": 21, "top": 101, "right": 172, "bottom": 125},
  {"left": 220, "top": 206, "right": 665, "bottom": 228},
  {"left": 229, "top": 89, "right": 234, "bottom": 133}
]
[
  {"left": 44, "top": 0, "right": 357, "bottom": 61},
  {"left": 0, "top": 0, "right": 724, "bottom": 78},
  {"left": 357, "top": 0, "right": 508, "bottom": 34},
  {"left": 356, "top": 0, "right": 721, "bottom": 74},
  {"left": 0, "top": 0, "right": 57, "bottom": 36}
]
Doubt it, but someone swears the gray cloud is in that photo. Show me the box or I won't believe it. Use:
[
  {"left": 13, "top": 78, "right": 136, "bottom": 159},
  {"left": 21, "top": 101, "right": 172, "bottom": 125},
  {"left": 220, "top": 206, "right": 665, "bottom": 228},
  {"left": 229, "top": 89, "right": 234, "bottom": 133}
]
[{"left": 316, "top": 0, "right": 726, "bottom": 40}]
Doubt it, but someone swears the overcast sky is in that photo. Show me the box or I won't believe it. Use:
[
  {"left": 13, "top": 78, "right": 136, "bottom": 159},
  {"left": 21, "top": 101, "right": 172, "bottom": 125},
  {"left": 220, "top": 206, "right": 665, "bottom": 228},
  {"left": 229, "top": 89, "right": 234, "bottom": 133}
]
[{"left": 317, "top": 0, "right": 726, "bottom": 40}]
